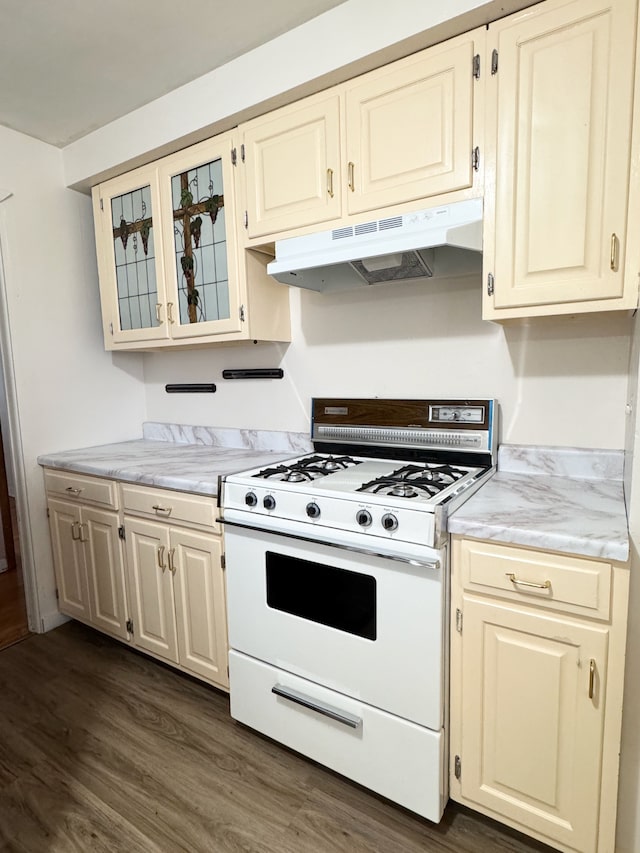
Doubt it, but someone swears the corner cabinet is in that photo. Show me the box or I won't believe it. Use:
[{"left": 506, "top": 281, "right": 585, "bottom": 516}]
[
  {"left": 449, "top": 536, "right": 630, "bottom": 853},
  {"left": 92, "top": 133, "right": 290, "bottom": 351},
  {"left": 240, "top": 28, "right": 485, "bottom": 242},
  {"left": 483, "top": 0, "right": 640, "bottom": 319}
]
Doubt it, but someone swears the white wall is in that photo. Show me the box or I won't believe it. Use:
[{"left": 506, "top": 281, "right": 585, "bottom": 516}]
[
  {"left": 0, "top": 125, "right": 146, "bottom": 631},
  {"left": 143, "top": 277, "right": 631, "bottom": 450}
]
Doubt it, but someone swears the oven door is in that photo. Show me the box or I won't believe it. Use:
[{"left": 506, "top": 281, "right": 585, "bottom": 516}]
[{"left": 224, "top": 524, "right": 446, "bottom": 730}]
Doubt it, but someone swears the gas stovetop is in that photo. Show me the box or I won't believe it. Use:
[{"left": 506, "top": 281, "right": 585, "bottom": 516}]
[{"left": 221, "top": 398, "right": 498, "bottom": 551}]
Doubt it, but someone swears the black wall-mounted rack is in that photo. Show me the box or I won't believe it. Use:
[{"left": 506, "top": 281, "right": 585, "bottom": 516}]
[
  {"left": 222, "top": 369, "right": 284, "bottom": 380},
  {"left": 165, "top": 383, "right": 217, "bottom": 393}
]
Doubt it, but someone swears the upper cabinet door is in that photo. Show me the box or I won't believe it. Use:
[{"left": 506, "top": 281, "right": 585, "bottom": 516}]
[
  {"left": 242, "top": 94, "right": 342, "bottom": 239},
  {"left": 93, "top": 164, "right": 170, "bottom": 345},
  {"left": 486, "top": 0, "right": 638, "bottom": 314},
  {"left": 344, "top": 35, "right": 477, "bottom": 216},
  {"left": 158, "top": 136, "right": 243, "bottom": 338}
]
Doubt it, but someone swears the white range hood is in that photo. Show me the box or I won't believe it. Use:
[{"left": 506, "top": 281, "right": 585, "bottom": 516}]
[{"left": 267, "top": 198, "right": 483, "bottom": 292}]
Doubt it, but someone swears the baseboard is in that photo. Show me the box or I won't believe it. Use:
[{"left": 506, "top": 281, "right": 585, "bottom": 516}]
[{"left": 39, "top": 610, "right": 70, "bottom": 633}]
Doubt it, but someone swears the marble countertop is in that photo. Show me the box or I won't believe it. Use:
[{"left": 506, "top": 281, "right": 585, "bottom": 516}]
[
  {"left": 37, "top": 422, "right": 313, "bottom": 497},
  {"left": 448, "top": 445, "right": 629, "bottom": 562}
]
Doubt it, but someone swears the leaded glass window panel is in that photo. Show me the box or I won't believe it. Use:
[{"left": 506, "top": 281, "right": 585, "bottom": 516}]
[
  {"left": 169, "top": 157, "right": 230, "bottom": 326},
  {"left": 110, "top": 185, "right": 159, "bottom": 332}
]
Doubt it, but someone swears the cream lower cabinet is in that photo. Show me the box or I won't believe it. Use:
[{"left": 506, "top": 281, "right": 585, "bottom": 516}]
[
  {"left": 45, "top": 471, "right": 129, "bottom": 641},
  {"left": 450, "top": 536, "right": 630, "bottom": 853},
  {"left": 483, "top": 0, "right": 640, "bottom": 319},
  {"left": 122, "top": 484, "right": 228, "bottom": 690}
]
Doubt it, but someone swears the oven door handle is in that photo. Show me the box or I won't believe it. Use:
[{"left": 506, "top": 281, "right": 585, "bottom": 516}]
[
  {"left": 218, "top": 517, "right": 441, "bottom": 571},
  {"left": 272, "top": 684, "right": 362, "bottom": 729}
]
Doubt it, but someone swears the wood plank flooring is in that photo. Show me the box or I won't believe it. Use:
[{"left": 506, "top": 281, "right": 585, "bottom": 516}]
[{"left": 0, "top": 622, "right": 555, "bottom": 853}]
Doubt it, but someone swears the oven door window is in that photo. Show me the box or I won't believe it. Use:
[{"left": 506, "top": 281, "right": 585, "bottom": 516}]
[{"left": 265, "top": 551, "right": 377, "bottom": 640}]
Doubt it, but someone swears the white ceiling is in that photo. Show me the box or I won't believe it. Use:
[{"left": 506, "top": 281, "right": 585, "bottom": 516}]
[{"left": 0, "top": 0, "right": 349, "bottom": 148}]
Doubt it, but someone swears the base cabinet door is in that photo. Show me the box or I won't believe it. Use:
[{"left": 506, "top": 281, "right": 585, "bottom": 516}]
[
  {"left": 48, "top": 499, "right": 90, "bottom": 621},
  {"left": 171, "top": 528, "right": 228, "bottom": 687},
  {"left": 82, "top": 506, "right": 129, "bottom": 640},
  {"left": 125, "top": 517, "right": 178, "bottom": 663},
  {"left": 460, "top": 595, "right": 608, "bottom": 853},
  {"left": 484, "top": 0, "right": 638, "bottom": 317}
]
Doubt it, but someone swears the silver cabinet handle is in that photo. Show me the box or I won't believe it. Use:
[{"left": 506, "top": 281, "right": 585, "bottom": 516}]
[
  {"left": 157, "top": 545, "right": 167, "bottom": 571},
  {"left": 65, "top": 486, "right": 82, "bottom": 496},
  {"left": 610, "top": 233, "right": 620, "bottom": 271},
  {"left": 78, "top": 522, "right": 89, "bottom": 543},
  {"left": 155, "top": 303, "right": 163, "bottom": 324},
  {"left": 71, "top": 521, "right": 81, "bottom": 541},
  {"left": 347, "top": 161, "right": 355, "bottom": 192},
  {"left": 272, "top": 684, "right": 362, "bottom": 729},
  {"left": 167, "top": 302, "right": 175, "bottom": 324},
  {"left": 327, "top": 168, "right": 334, "bottom": 198},
  {"left": 152, "top": 504, "right": 172, "bottom": 517},
  {"left": 589, "top": 659, "right": 596, "bottom": 699},
  {"left": 168, "top": 547, "right": 176, "bottom": 574},
  {"left": 505, "top": 572, "right": 551, "bottom": 590}
]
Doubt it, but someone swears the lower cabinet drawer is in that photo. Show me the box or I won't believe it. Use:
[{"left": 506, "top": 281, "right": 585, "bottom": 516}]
[
  {"left": 44, "top": 469, "right": 118, "bottom": 510},
  {"left": 229, "top": 650, "right": 445, "bottom": 821},
  {"left": 120, "top": 483, "right": 219, "bottom": 532}
]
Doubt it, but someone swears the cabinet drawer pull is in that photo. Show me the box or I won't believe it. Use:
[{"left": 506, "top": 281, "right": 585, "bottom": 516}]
[
  {"left": 155, "top": 303, "right": 164, "bottom": 324},
  {"left": 610, "top": 233, "right": 620, "bottom": 271},
  {"left": 152, "top": 504, "right": 172, "bottom": 517},
  {"left": 65, "top": 486, "right": 82, "bottom": 495},
  {"left": 327, "top": 168, "right": 334, "bottom": 198},
  {"left": 505, "top": 572, "right": 551, "bottom": 590},
  {"left": 589, "top": 659, "right": 596, "bottom": 699},
  {"left": 157, "top": 545, "right": 167, "bottom": 571},
  {"left": 168, "top": 547, "right": 176, "bottom": 574},
  {"left": 272, "top": 684, "right": 362, "bottom": 729},
  {"left": 348, "top": 161, "right": 355, "bottom": 192}
]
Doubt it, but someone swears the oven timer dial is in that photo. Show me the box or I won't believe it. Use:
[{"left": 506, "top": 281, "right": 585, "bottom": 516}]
[
  {"left": 263, "top": 495, "right": 276, "bottom": 511},
  {"left": 306, "top": 502, "right": 321, "bottom": 519},
  {"left": 381, "top": 513, "right": 398, "bottom": 532},
  {"left": 356, "top": 510, "right": 372, "bottom": 527},
  {"left": 245, "top": 492, "right": 258, "bottom": 507}
]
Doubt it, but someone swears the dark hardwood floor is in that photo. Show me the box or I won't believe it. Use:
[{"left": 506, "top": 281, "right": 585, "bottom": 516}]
[{"left": 0, "top": 622, "right": 554, "bottom": 852}]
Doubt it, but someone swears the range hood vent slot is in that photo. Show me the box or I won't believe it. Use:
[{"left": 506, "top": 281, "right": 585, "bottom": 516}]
[{"left": 268, "top": 198, "right": 483, "bottom": 293}]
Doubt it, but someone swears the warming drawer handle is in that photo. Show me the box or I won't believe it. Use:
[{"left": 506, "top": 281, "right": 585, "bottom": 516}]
[
  {"left": 505, "top": 572, "right": 551, "bottom": 590},
  {"left": 271, "top": 684, "right": 362, "bottom": 729}
]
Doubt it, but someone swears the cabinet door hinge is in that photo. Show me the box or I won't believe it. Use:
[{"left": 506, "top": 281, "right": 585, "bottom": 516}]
[
  {"left": 118, "top": 525, "right": 126, "bottom": 540},
  {"left": 240, "top": 143, "right": 245, "bottom": 162},
  {"left": 109, "top": 322, "right": 114, "bottom": 336},
  {"left": 221, "top": 553, "right": 226, "bottom": 570},
  {"left": 454, "top": 755, "right": 462, "bottom": 780},
  {"left": 244, "top": 210, "right": 248, "bottom": 229},
  {"left": 55, "top": 588, "right": 59, "bottom": 601},
  {"left": 126, "top": 618, "right": 134, "bottom": 635},
  {"left": 473, "top": 54, "right": 480, "bottom": 79},
  {"left": 455, "top": 608, "right": 463, "bottom": 634},
  {"left": 46, "top": 507, "right": 50, "bottom": 519},
  {"left": 487, "top": 272, "right": 495, "bottom": 296},
  {"left": 491, "top": 49, "right": 499, "bottom": 75},
  {"left": 472, "top": 147, "right": 480, "bottom": 172},
  {"left": 239, "top": 304, "right": 246, "bottom": 322},
  {"left": 231, "top": 147, "right": 237, "bottom": 166},
  {"left": 100, "top": 198, "right": 104, "bottom": 211}
]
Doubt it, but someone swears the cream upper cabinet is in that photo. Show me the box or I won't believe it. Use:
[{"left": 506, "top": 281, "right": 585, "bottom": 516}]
[
  {"left": 240, "top": 29, "right": 484, "bottom": 243},
  {"left": 344, "top": 37, "right": 476, "bottom": 216},
  {"left": 483, "top": 0, "right": 640, "bottom": 319},
  {"left": 92, "top": 132, "right": 290, "bottom": 351},
  {"left": 450, "top": 536, "right": 630, "bottom": 853},
  {"left": 242, "top": 94, "right": 342, "bottom": 239}
]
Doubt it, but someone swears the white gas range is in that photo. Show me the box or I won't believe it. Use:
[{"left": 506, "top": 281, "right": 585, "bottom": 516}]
[{"left": 220, "top": 398, "right": 497, "bottom": 822}]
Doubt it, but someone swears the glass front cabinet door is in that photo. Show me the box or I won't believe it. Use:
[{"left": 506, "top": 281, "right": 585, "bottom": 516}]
[{"left": 93, "top": 133, "right": 243, "bottom": 348}]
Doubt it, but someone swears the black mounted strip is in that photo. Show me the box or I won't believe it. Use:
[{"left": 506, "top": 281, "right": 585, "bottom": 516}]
[
  {"left": 222, "top": 369, "right": 284, "bottom": 380},
  {"left": 165, "top": 384, "right": 217, "bottom": 393}
]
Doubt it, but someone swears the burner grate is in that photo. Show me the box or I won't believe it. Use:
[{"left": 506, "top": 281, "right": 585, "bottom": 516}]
[
  {"left": 254, "top": 454, "right": 361, "bottom": 481},
  {"left": 357, "top": 464, "right": 466, "bottom": 498}
]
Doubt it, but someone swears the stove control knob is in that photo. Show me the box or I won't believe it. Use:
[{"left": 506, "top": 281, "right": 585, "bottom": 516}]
[
  {"left": 356, "top": 510, "right": 372, "bottom": 527},
  {"left": 306, "top": 502, "right": 321, "bottom": 519},
  {"left": 382, "top": 513, "right": 398, "bottom": 532},
  {"left": 245, "top": 492, "right": 258, "bottom": 507},
  {"left": 263, "top": 495, "right": 276, "bottom": 511}
]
